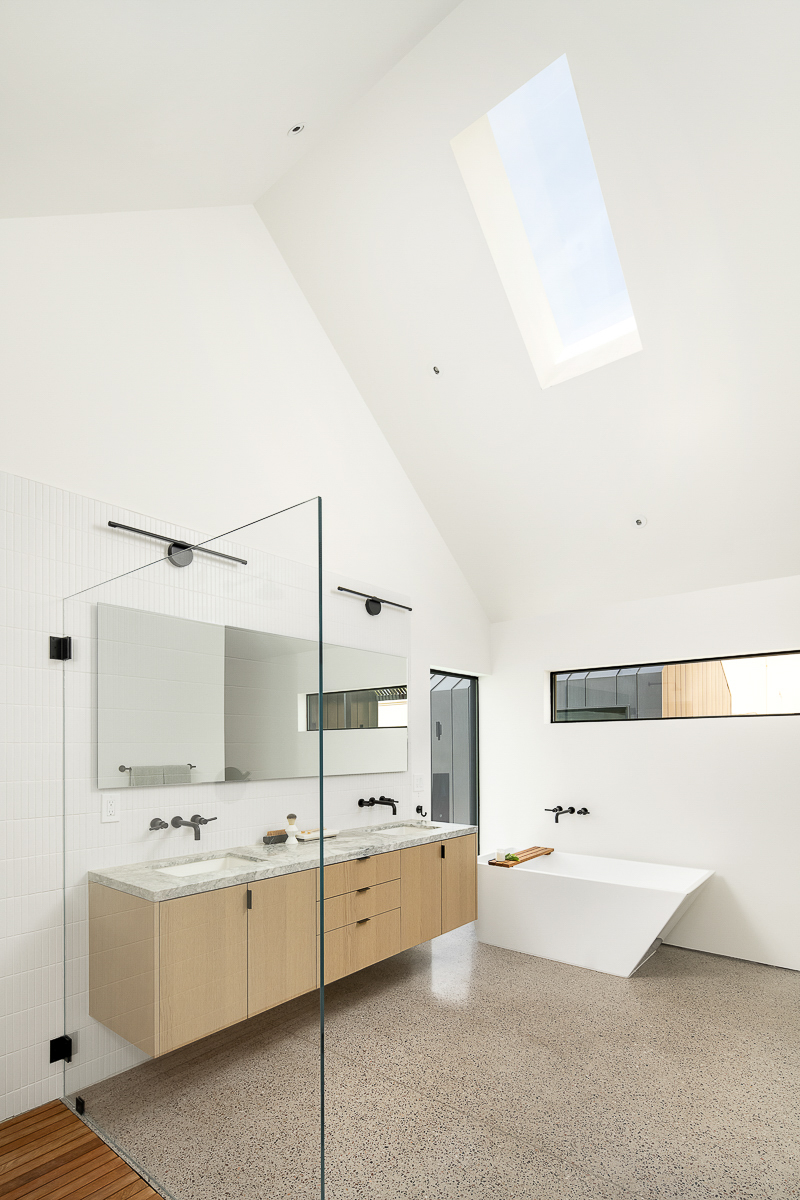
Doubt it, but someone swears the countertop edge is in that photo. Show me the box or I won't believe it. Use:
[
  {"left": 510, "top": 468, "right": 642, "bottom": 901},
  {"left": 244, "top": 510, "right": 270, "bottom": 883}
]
[{"left": 88, "top": 823, "right": 478, "bottom": 903}]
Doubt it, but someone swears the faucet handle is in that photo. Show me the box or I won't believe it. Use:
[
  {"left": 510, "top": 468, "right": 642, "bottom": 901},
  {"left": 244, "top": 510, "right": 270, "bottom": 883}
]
[{"left": 190, "top": 814, "right": 217, "bottom": 825}]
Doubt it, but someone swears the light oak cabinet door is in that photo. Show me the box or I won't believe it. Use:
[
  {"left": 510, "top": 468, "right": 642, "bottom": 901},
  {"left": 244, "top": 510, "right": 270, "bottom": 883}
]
[
  {"left": 400, "top": 841, "right": 442, "bottom": 950},
  {"left": 442, "top": 833, "right": 478, "bottom": 933},
  {"left": 321, "top": 908, "right": 401, "bottom": 985},
  {"left": 159, "top": 885, "right": 248, "bottom": 1054},
  {"left": 248, "top": 869, "right": 317, "bottom": 1017},
  {"left": 89, "top": 883, "right": 159, "bottom": 1058}
]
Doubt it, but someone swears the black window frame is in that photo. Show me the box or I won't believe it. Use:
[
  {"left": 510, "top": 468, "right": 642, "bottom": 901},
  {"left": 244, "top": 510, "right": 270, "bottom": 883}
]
[{"left": 550, "top": 647, "right": 800, "bottom": 724}]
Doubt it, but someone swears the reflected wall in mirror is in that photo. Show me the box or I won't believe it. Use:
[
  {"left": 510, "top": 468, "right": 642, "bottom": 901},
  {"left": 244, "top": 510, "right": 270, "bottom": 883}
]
[
  {"left": 97, "top": 603, "right": 226, "bottom": 789},
  {"left": 97, "top": 604, "right": 407, "bottom": 786}
]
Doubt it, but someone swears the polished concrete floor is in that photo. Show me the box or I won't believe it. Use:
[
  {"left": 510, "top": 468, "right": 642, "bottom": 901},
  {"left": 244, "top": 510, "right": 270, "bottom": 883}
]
[{"left": 80, "top": 927, "right": 800, "bottom": 1199}]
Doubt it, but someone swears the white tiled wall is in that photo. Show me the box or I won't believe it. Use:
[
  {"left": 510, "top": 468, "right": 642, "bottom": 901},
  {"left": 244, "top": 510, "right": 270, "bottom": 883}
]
[{"left": 1, "top": 470, "right": 411, "bottom": 1117}]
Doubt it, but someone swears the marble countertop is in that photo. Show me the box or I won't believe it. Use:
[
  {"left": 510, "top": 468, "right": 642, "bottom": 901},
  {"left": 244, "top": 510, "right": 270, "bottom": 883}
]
[{"left": 88, "top": 820, "right": 477, "bottom": 902}]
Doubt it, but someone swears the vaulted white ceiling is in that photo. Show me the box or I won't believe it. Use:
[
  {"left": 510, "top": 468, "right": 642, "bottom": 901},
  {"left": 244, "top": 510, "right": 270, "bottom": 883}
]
[
  {"left": 259, "top": 0, "right": 800, "bottom": 621},
  {"left": 2, "top": 0, "right": 798, "bottom": 625},
  {"left": 0, "top": 0, "right": 459, "bottom": 216}
]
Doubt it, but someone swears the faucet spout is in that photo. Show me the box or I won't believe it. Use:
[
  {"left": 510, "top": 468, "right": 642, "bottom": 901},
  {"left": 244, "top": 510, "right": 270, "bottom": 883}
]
[
  {"left": 545, "top": 806, "right": 575, "bottom": 824},
  {"left": 171, "top": 815, "right": 201, "bottom": 840}
]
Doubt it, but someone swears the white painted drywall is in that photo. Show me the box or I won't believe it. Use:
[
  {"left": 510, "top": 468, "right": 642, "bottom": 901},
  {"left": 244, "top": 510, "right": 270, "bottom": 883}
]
[
  {"left": 0, "top": 204, "right": 489, "bottom": 1117},
  {"left": 480, "top": 575, "right": 800, "bottom": 970},
  {"left": 259, "top": 0, "right": 800, "bottom": 621}
]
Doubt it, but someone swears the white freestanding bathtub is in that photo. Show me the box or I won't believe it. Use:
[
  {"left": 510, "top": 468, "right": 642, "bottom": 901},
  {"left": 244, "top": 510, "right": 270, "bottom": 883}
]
[{"left": 476, "top": 851, "right": 713, "bottom": 977}]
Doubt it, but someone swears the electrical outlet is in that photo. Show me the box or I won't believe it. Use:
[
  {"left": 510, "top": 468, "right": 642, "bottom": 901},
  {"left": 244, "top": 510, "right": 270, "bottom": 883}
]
[
  {"left": 413, "top": 774, "right": 424, "bottom": 792},
  {"left": 101, "top": 793, "right": 120, "bottom": 823}
]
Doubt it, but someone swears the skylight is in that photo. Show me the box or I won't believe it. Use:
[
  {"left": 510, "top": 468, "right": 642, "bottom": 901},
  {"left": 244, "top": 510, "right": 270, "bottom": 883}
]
[{"left": 452, "top": 55, "right": 640, "bottom": 388}]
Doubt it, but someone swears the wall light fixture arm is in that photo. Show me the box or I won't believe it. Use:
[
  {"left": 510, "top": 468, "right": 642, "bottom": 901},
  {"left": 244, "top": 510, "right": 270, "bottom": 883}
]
[
  {"left": 337, "top": 586, "right": 412, "bottom": 615},
  {"left": 108, "top": 521, "right": 247, "bottom": 565}
]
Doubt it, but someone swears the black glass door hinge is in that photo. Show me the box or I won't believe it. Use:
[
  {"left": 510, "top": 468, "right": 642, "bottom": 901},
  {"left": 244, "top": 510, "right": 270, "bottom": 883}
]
[
  {"left": 49, "top": 636, "right": 72, "bottom": 661},
  {"left": 50, "top": 1034, "right": 73, "bottom": 1063},
  {"left": 75, "top": 1097, "right": 85, "bottom": 1115}
]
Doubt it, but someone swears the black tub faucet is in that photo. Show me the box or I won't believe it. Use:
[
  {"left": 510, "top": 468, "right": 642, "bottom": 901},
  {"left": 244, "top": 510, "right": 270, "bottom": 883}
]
[
  {"left": 545, "top": 806, "right": 590, "bottom": 824},
  {"left": 545, "top": 805, "right": 574, "bottom": 824}
]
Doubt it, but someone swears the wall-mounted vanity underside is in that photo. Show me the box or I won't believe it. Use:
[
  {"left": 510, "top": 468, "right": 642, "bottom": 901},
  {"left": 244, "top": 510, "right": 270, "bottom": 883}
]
[{"left": 89, "top": 824, "right": 477, "bottom": 1057}]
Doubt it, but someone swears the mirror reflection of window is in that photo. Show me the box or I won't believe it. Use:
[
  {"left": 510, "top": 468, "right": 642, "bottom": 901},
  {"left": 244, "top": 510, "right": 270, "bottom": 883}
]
[
  {"left": 306, "top": 686, "right": 407, "bottom": 731},
  {"left": 378, "top": 699, "right": 408, "bottom": 728}
]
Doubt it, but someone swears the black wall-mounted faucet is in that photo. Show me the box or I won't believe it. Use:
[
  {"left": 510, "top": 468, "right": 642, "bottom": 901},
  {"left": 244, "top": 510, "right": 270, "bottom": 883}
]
[
  {"left": 149, "top": 817, "right": 168, "bottom": 831},
  {"left": 358, "top": 795, "right": 397, "bottom": 816},
  {"left": 171, "top": 814, "right": 217, "bottom": 840},
  {"left": 545, "top": 806, "right": 590, "bottom": 824},
  {"left": 545, "top": 806, "right": 574, "bottom": 824}
]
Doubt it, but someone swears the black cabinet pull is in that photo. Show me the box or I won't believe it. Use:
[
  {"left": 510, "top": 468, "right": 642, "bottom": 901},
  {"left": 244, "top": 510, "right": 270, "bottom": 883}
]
[
  {"left": 357, "top": 887, "right": 371, "bottom": 893},
  {"left": 441, "top": 844, "right": 446, "bottom": 858},
  {"left": 356, "top": 917, "right": 371, "bottom": 925},
  {"left": 246, "top": 889, "right": 252, "bottom": 909},
  {"left": 356, "top": 855, "right": 370, "bottom": 861}
]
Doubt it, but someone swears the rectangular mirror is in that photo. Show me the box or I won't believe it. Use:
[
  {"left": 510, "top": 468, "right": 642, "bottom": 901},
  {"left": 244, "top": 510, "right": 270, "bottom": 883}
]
[{"left": 97, "top": 603, "right": 407, "bottom": 787}]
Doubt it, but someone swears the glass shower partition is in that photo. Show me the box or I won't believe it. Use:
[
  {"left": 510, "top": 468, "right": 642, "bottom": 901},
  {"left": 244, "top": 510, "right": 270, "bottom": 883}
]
[{"left": 61, "top": 499, "right": 326, "bottom": 1199}]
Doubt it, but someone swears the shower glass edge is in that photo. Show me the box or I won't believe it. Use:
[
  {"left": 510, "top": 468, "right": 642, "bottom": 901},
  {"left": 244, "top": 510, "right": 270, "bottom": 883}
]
[{"left": 61, "top": 497, "right": 325, "bottom": 1200}]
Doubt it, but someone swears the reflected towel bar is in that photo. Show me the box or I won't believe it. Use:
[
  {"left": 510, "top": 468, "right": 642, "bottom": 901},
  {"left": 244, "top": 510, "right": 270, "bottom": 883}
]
[
  {"left": 119, "top": 763, "right": 196, "bottom": 772},
  {"left": 108, "top": 521, "right": 247, "bottom": 565}
]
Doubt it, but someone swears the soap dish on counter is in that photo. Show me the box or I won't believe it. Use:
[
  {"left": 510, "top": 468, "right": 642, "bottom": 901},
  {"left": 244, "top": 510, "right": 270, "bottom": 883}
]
[{"left": 296, "top": 828, "right": 339, "bottom": 841}]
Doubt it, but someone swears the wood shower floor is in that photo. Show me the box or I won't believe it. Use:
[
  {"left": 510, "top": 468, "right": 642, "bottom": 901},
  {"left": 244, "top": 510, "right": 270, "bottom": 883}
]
[{"left": 0, "top": 1099, "right": 161, "bottom": 1199}]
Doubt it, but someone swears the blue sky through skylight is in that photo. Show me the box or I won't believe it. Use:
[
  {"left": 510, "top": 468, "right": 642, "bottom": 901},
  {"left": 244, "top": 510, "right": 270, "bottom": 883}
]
[{"left": 487, "top": 55, "right": 634, "bottom": 348}]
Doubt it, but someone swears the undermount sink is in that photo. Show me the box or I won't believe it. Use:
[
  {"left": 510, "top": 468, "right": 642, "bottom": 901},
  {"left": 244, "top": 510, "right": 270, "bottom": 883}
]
[
  {"left": 157, "top": 855, "right": 258, "bottom": 878},
  {"left": 392, "top": 823, "right": 442, "bottom": 831}
]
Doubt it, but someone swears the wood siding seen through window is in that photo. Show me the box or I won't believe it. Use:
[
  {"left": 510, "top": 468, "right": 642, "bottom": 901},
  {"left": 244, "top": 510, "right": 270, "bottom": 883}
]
[{"left": 661, "top": 661, "right": 732, "bottom": 718}]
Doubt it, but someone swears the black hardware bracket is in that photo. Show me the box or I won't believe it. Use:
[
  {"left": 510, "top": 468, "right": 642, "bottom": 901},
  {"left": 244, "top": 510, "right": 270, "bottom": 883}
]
[
  {"left": 49, "top": 636, "right": 72, "bottom": 661},
  {"left": 75, "top": 1097, "right": 85, "bottom": 1115},
  {"left": 50, "top": 1035, "right": 73, "bottom": 1063}
]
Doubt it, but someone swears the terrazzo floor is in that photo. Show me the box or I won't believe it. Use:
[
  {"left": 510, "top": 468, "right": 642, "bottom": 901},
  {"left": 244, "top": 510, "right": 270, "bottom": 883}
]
[{"left": 79, "top": 927, "right": 800, "bottom": 1200}]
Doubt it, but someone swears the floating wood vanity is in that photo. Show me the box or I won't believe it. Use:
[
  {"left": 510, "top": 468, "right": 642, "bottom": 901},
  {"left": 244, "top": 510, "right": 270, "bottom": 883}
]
[{"left": 89, "top": 825, "right": 477, "bottom": 1057}]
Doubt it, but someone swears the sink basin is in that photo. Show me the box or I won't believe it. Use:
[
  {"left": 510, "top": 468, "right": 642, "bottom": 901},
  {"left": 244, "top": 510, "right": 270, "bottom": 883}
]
[
  {"left": 158, "top": 855, "right": 258, "bottom": 878},
  {"left": 390, "top": 823, "right": 442, "bottom": 831}
]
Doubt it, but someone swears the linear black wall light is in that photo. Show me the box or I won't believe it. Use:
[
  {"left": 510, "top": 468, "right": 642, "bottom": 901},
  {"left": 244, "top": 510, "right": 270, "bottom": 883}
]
[
  {"left": 107, "top": 521, "right": 247, "bottom": 567},
  {"left": 337, "top": 586, "right": 412, "bottom": 616}
]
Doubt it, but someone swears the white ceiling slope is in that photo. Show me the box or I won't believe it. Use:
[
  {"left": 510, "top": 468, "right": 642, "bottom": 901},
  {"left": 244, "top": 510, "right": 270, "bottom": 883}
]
[
  {"left": 0, "top": 0, "right": 459, "bottom": 217},
  {"left": 259, "top": 0, "right": 800, "bottom": 623}
]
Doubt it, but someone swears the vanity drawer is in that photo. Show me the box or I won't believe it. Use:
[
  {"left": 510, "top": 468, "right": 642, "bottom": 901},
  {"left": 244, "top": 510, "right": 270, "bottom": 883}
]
[
  {"left": 319, "top": 849, "right": 401, "bottom": 899},
  {"left": 318, "top": 878, "right": 401, "bottom": 932},
  {"left": 319, "top": 907, "right": 401, "bottom": 984}
]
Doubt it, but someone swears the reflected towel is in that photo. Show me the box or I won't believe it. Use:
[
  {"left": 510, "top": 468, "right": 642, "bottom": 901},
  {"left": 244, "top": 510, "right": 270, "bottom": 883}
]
[
  {"left": 130, "top": 765, "right": 165, "bottom": 787},
  {"left": 163, "top": 764, "right": 193, "bottom": 786}
]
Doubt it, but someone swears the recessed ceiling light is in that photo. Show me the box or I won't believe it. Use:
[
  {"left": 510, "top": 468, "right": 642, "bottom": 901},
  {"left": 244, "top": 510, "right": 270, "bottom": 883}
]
[
  {"left": 287, "top": 124, "right": 305, "bottom": 137},
  {"left": 634, "top": 516, "right": 647, "bottom": 527}
]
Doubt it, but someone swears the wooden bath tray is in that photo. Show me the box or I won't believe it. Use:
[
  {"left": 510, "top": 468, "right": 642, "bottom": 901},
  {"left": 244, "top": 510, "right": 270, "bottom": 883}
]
[{"left": 488, "top": 846, "right": 554, "bottom": 867}]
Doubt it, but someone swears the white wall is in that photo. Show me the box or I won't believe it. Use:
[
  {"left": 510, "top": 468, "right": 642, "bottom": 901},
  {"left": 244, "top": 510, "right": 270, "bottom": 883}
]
[
  {"left": 0, "top": 204, "right": 489, "bottom": 1117},
  {"left": 480, "top": 575, "right": 800, "bottom": 971}
]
